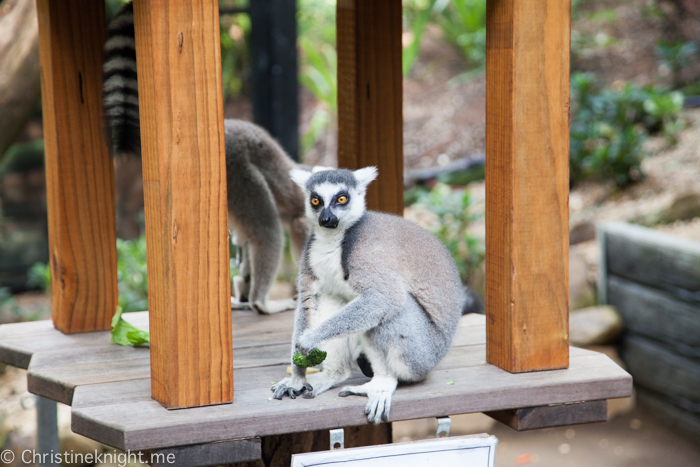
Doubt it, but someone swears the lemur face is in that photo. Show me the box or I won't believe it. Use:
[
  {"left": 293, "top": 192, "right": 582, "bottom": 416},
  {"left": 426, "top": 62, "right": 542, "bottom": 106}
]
[{"left": 290, "top": 167, "right": 377, "bottom": 230}]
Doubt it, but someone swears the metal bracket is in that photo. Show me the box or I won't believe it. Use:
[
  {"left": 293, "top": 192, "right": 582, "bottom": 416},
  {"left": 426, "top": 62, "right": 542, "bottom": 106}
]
[
  {"left": 330, "top": 428, "right": 344, "bottom": 450},
  {"left": 436, "top": 416, "right": 451, "bottom": 438}
]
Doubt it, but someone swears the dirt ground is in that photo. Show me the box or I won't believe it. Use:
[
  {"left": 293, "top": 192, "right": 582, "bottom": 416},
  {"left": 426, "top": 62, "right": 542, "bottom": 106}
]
[{"left": 393, "top": 406, "right": 700, "bottom": 467}]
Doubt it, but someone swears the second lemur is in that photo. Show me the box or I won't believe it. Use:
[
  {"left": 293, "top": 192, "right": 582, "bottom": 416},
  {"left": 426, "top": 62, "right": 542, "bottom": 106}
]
[
  {"left": 272, "top": 167, "right": 480, "bottom": 424},
  {"left": 103, "top": 2, "right": 309, "bottom": 314}
]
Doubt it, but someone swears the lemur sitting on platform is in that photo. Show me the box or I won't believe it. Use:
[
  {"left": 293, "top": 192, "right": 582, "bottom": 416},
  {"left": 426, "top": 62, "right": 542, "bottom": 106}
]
[
  {"left": 272, "top": 167, "right": 481, "bottom": 424},
  {"left": 103, "top": 2, "right": 309, "bottom": 314}
]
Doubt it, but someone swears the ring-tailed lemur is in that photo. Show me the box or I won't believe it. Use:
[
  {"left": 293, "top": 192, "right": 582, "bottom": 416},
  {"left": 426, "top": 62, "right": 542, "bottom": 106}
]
[
  {"left": 272, "top": 167, "right": 481, "bottom": 424},
  {"left": 103, "top": 2, "right": 309, "bottom": 314}
]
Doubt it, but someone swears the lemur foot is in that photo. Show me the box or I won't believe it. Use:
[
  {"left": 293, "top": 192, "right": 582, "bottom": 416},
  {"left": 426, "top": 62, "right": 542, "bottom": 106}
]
[
  {"left": 271, "top": 377, "right": 312, "bottom": 400},
  {"left": 338, "top": 377, "right": 397, "bottom": 425},
  {"left": 301, "top": 371, "right": 349, "bottom": 399},
  {"left": 253, "top": 298, "right": 296, "bottom": 315},
  {"left": 230, "top": 297, "right": 252, "bottom": 310}
]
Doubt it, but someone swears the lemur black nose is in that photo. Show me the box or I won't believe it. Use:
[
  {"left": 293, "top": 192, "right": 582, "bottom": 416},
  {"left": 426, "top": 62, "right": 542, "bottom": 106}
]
[{"left": 319, "top": 209, "right": 338, "bottom": 229}]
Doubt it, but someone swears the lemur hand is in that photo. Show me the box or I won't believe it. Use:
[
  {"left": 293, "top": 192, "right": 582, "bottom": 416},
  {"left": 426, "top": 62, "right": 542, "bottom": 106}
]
[
  {"left": 297, "top": 331, "right": 318, "bottom": 356},
  {"left": 271, "top": 377, "right": 313, "bottom": 400}
]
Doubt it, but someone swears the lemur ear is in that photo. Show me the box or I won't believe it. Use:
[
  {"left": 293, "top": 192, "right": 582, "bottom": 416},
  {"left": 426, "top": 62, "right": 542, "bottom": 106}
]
[
  {"left": 353, "top": 166, "right": 378, "bottom": 192},
  {"left": 289, "top": 169, "right": 312, "bottom": 189}
]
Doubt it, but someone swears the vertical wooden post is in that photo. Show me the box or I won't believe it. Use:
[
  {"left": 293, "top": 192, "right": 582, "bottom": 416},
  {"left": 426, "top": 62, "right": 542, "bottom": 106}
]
[
  {"left": 133, "top": 0, "right": 233, "bottom": 408},
  {"left": 336, "top": 0, "right": 403, "bottom": 215},
  {"left": 36, "top": 0, "right": 118, "bottom": 334},
  {"left": 485, "top": 0, "right": 570, "bottom": 372}
]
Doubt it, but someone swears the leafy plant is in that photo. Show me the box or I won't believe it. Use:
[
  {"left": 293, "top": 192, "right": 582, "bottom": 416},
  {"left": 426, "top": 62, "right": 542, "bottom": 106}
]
[
  {"left": 27, "top": 262, "right": 51, "bottom": 292},
  {"left": 220, "top": 3, "right": 252, "bottom": 100},
  {"left": 402, "top": 0, "right": 437, "bottom": 76},
  {"left": 111, "top": 306, "right": 149, "bottom": 346},
  {"left": 411, "top": 183, "right": 484, "bottom": 283},
  {"left": 570, "top": 72, "right": 685, "bottom": 186},
  {"left": 432, "top": 0, "right": 487, "bottom": 71},
  {"left": 116, "top": 236, "right": 149, "bottom": 312},
  {"left": 656, "top": 40, "right": 698, "bottom": 88}
]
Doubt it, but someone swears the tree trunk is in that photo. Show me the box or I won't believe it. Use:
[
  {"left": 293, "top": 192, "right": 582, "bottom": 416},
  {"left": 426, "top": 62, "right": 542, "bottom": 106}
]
[{"left": 0, "top": 0, "right": 41, "bottom": 159}]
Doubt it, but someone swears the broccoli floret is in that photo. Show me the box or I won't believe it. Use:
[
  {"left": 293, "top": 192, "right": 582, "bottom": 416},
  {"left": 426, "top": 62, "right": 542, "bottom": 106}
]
[{"left": 293, "top": 348, "right": 327, "bottom": 368}]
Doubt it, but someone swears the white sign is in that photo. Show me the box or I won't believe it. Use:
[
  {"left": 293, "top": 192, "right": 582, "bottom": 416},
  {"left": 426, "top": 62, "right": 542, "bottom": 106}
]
[{"left": 291, "top": 434, "right": 498, "bottom": 467}]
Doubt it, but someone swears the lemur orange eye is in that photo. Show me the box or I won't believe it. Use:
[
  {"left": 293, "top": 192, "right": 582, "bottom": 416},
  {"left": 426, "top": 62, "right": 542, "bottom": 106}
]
[
  {"left": 337, "top": 196, "right": 348, "bottom": 204},
  {"left": 311, "top": 197, "right": 320, "bottom": 206}
]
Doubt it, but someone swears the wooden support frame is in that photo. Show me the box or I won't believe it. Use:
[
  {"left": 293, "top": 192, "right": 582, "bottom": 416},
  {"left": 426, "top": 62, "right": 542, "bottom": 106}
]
[
  {"left": 486, "top": 400, "right": 608, "bottom": 431},
  {"left": 36, "top": 0, "right": 118, "bottom": 334},
  {"left": 337, "top": 0, "right": 403, "bottom": 215},
  {"left": 485, "top": 0, "right": 571, "bottom": 373},
  {"left": 132, "top": 0, "right": 232, "bottom": 409}
]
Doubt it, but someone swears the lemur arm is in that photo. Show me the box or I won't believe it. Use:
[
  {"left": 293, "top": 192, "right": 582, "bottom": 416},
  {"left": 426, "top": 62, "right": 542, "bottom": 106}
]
[
  {"left": 297, "top": 284, "right": 405, "bottom": 354},
  {"left": 290, "top": 262, "right": 320, "bottom": 379}
]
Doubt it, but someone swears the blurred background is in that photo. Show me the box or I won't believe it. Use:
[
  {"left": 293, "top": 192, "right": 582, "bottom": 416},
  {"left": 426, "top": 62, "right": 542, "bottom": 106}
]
[{"left": 1, "top": 0, "right": 700, "bottom": 465}]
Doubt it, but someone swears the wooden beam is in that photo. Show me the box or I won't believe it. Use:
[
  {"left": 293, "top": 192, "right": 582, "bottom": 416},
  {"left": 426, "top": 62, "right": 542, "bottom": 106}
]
[
  {"left": 486, "top": 400, "right": 607, "bottom": 431},
  {"left": 485, "top": 0, "right": 570, "bottom": 372},
  {"left": 132, "top": 0, "right": 232, "bottom": 409},
  {"left": 36, "top": 0, "right": 118, "bottom": 334},
  {"left": 336, "top": 0, "right": 403, "bottom": 215}
]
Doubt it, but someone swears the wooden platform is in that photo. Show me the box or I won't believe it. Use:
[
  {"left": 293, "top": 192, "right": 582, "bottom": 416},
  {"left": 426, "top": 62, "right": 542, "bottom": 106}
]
[{"left": 0, "top": 312, "right": 632, "bottom": 452}]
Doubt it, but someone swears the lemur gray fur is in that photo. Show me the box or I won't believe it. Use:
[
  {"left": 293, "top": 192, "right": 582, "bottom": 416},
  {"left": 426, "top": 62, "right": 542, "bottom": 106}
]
[
  {"left": 272, "top": 167, "right": 481, "bottom": 424},
  {"left": 103, "top": 2, "right": 309, "bottom": 314}
]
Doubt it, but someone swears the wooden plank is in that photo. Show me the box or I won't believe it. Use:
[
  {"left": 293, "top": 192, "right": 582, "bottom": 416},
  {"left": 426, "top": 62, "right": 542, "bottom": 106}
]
[
  {"left": 603, "top": 222, "right": 700, "bottom": 302},
  {"left": 36, "top": 0, "right": 118, "bottom": 333},
  {"left": 70, "top": 350, "right": 631, "bottom": 451},
  {"left": 486, "top": 400, "right": 607, "bottom": 431},
  {"left": 485, "top": 0, "right": 570, "bottom": 372},
  {"left": 621, "top": 335, "right": 700, "bottom": 404},
  {"left": 22, "top": 315, "right": 490, "bottom": 406},
  {"left": 608, "top": 275, "right": 700, "bottom": 355},
  {"left": 336, "top": 0, "right": 403, "bottom": 214},
  {"left": 132, "top": 0, "right": 232, "bottom": 409},
  {"left": 145, "top": 438, "right": 262, "bottom": 466}
]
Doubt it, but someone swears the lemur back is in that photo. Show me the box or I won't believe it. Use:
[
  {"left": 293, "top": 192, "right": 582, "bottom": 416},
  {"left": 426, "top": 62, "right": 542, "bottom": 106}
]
[{"left": 103, "top": 2, "right": 309, "bottom": 314}]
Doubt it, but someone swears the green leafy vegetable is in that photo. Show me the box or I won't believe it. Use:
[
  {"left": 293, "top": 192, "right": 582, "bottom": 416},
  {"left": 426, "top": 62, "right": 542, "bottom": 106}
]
[
  {"left": 111, "top": 306, "right": 150, "bottom": 346},
  {"left": 293, "top": 348, "right": 327, "bottom": 368}
]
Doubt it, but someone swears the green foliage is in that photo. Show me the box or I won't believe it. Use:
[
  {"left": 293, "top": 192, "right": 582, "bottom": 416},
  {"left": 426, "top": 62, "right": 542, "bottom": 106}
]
[
  {"left": 402, "top": 0, "right": 437, "bottom": 76},
  {"left": 643, "top": 91, "right": 685, "bottom": 145},
  {"left": 293, "top": 348, "right": 327, "bottom": 368},
  {"left": 655, "top": 40, "right": 698, "bottom": 87},
  {"left": 411, "top": 183, "right": 484, "bottom": 283},
  {"left": 297, "top": 0, "right": 337, "bottom": 154},
  {"left": 111, "top": 306, "right": 150, "bottom": 346},
  {"left": 27, "top": 262, "right": 51, "bottom": 292},
  {"left": 220, "top": 3, "right": 251, "bottom": 99},
  {"left": 570, "top": 72, "right": 685, "bottom": 187},
  {"left": 116, "top": 236, "right": 149, "bottom": 312},
  {"left": 432, "top": 0, "right": 486, "bottom": 71}
]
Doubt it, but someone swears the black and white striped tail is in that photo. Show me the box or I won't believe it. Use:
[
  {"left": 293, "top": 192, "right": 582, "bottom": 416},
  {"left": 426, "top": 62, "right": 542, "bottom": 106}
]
[{"left": 103, "top": 2, "right": 140, "bottom": 157}]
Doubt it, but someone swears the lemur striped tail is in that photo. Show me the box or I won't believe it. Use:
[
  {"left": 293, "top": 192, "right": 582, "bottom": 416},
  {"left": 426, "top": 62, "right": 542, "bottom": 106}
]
[{"left": 103, "top": 2, "right": 140, "bottom": 157}]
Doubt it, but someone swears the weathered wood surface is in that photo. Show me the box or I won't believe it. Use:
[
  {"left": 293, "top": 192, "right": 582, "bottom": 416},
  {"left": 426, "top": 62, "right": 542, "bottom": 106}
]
[
  {"left": 336, "top": 0, "right": 403, "bottom": 214},
  {"left": 0, "top": 313, "right": 632, "bottom": 452},
  {"left": 36, "top": 0, "right": 118, "bottom": 333},
  {"left": 132, "top": 0, "right": 232, "bottom": 409},
  {"left": 486, "top": 400, "right": 607, "bottom": 431},
  {"left": 485, "top": 0, "right": 571, "bottom": 373},
  {"left": 608, "top": 275, "right": 700, "bottom": 356},
  {"left": 603, "top": 222, "right": 700, "bottom": 302},
  {"left": 145, "top": 437, "right": 262, "bottom": 467},
  {"left": 621, "top": 335, "right": 700, "bottom": 404}
]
